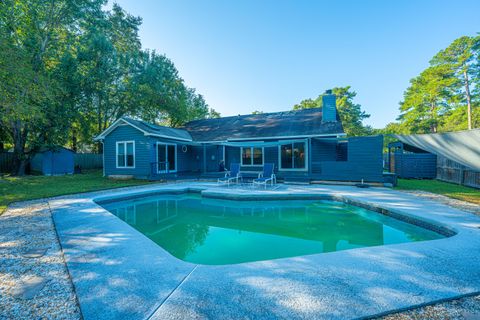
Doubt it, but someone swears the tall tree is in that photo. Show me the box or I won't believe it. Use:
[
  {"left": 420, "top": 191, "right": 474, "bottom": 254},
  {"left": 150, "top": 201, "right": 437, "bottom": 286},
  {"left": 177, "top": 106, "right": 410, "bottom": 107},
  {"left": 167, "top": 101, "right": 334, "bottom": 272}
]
[
  {"left": 430, "top": 35, "right": 479, "bottom": 130},
  {"left": 398, "top": 65, "right": 457, "bottom": 133},
  {"left": 293, "top": 86, "right": 372, "bottom": 136},
  {"left": 0, "top": 0, "right": 219, "bottom": 171}
]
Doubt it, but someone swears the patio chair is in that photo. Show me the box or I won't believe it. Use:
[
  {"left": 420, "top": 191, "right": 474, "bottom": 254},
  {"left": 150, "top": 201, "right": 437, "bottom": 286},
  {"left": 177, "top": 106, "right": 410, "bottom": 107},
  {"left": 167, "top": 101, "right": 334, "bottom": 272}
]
[
  {"left": 218, "top": 163, "right": 242, "bottom": 186},
  {"left": 253, "top": 163, "right": 276, "bottom": 189}
]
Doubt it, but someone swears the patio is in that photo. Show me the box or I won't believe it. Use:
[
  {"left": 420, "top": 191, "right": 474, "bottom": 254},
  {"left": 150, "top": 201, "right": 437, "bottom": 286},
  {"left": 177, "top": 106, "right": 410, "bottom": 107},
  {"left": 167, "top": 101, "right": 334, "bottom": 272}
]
[{"left": 28, "top": 182, "right": 480, "bottom": 319}]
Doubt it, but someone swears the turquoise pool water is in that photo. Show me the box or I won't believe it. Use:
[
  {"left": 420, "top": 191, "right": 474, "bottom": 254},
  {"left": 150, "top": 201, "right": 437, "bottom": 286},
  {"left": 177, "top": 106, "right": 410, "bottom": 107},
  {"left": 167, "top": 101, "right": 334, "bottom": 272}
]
[{"left": 101, "top": 193, "right": 444, "bottom": 265}]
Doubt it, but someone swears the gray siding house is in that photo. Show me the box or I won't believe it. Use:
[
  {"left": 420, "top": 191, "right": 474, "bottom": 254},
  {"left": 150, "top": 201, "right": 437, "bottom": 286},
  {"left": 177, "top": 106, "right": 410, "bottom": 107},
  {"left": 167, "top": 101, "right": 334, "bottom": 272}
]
[{"left": 95, "top": 92, "right": 384, "bottom": 182}]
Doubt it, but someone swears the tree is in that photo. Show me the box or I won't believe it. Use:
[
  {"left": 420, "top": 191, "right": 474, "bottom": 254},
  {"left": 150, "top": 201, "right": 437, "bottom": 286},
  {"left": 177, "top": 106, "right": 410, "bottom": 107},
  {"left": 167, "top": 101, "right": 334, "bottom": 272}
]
[
  {"left": 293, "top": 86, "right": 372, "bottom": 136},
  {"left": 398, "top": 65, "right": 457, "bottom": 133},
  {"left": 0, "top": 0, "right": 219, "bottom": 172},
  {"left": 431, "top": 36, "right": 479, "bottom": 130},
  {"left": 127, "top": 50, "right": 213, "bottom": 127},
  {"left": 0, "top": 0, "right": 106, "bottom": 174}
]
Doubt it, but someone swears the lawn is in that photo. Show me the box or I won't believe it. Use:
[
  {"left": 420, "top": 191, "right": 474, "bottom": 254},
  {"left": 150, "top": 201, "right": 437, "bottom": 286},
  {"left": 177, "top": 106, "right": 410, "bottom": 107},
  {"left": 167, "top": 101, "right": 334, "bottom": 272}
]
[
  {"left": 395, "top": 179, "right": 480, "bottom": 205},
  {"left": 0, "top": 170, "right": 153, "bottom": 214}
]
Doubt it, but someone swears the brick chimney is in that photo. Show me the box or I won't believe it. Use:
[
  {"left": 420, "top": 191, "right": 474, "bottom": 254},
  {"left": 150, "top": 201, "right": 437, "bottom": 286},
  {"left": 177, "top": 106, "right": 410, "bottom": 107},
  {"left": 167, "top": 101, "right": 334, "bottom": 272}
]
[{"left": 321, "top": 90, "right": 337, "bottom": 122}]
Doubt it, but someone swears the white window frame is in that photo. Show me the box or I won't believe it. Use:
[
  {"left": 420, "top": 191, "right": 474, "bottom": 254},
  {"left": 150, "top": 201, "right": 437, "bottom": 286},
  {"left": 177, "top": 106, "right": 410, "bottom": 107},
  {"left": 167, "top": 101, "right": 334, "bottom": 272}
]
[
  {"left": 116, "top": 141, "right": 135, "bottom": 169},
  {"left": 278, "top": 140, "right": 308, "bottom": 171},
  {"left": 156, "top": 142, "right": 177, "bottom": 173},
  {"left": 240, "top": 146, "right": 264, "bottom": 166}
]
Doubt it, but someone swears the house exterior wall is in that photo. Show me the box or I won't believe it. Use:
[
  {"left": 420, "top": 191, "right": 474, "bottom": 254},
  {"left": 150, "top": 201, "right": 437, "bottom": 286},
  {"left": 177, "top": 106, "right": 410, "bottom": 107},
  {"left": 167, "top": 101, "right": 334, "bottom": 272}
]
[
  {"left": 150, "top": 138, "right": 194, "bottom": 173},
  {"left": 104, "top": 125, "right": 152, "bottom": 178},
  {"left": 102, "top": 123, "right": 383, "bottom": 182},
  {"left": 104, "top": 125, "right": 209, "bottom": 178},
  {"left": 225, "top": 139, "right": 309, "bottom": 176},
  {"left": 319, "top": 136, "right": 384, "bottom": 182},
  {"left": 311, "top": 139, "right": 337, "bottom": 173}
]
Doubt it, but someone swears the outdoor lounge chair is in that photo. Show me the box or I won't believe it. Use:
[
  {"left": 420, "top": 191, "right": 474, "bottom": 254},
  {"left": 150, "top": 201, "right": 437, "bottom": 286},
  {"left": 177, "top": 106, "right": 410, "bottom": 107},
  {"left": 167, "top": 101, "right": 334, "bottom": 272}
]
[
  {"left": 253, "top": 163, "right": 276, "bottom": 189},
  {"left": 218, "top": 163, "right": 242, "bottom": 186}
]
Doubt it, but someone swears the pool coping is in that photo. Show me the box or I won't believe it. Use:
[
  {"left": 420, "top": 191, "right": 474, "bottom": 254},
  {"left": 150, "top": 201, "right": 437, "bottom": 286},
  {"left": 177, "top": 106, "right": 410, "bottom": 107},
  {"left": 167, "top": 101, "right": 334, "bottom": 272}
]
[{"left": 49, "top": 183, "right": 480, "bottom": 320}]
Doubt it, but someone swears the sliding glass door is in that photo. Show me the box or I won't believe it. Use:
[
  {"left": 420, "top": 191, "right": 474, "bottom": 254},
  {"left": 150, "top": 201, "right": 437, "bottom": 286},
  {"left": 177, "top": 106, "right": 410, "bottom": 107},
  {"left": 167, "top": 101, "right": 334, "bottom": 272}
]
[
  {"left": 279, "top": 141, "right": 306, "bottom": 170},
  {"left": 157, "top": 143, "right": 177, "bottom": 173}
]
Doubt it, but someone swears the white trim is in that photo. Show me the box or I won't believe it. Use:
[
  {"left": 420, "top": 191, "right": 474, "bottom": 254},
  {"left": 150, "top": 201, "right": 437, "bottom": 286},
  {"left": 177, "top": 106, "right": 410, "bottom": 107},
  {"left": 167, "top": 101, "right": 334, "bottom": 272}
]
[
  {"left": 227, "top": 133, "right": 345, "bottom": 142},
  {"left": 278, "top": 139, "right": 308, "bottom": 172},
  {"left": 94, "top": 118, "right": 192, "bottom": 142},
  {"left": 177, "top": 133, "right": 346, "bottom": 145},
  {"left": 116, "top": 141, "right": 135, "bottom": 169},
  {"left": 240, "top": 146, "right": 264, "bottom": 167},
  {"left": 144, "top": 133, "right": 191, "bottom": 142},
  {"left": 94, "top": 118, "right": 124, "bottom": 141},
  {"left": 156, "top": 142, "right": 177, "bottom": 173}
]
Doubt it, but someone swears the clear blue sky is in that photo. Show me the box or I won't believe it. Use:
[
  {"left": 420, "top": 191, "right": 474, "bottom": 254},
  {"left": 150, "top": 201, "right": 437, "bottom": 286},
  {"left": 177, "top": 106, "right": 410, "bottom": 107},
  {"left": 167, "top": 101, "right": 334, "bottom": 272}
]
[{"left": 109, "top": 0, "right": 479, "bottom": 128}]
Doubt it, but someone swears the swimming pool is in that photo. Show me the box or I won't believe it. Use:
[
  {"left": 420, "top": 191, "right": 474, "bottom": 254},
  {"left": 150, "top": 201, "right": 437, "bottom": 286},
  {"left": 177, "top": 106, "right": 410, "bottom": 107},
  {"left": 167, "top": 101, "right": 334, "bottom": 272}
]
[{"left": 101, "top": 193, "right": 444, "bottom": 265}]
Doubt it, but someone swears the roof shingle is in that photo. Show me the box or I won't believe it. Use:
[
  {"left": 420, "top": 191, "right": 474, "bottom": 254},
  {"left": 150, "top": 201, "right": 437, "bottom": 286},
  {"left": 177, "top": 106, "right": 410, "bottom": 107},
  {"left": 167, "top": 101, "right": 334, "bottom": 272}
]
[{"left": 183, "top": 107, "right": 344, "bottom": 141}]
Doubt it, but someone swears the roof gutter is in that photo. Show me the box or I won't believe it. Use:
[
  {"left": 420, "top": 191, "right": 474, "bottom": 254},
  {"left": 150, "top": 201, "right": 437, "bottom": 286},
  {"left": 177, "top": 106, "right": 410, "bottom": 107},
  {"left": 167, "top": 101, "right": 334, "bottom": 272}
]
[
  {"left": 224, "top": 132, "right": 346, "bottom": 142},
  {"left": 144, "top": 133, "right": 192, "bottom": 142}
]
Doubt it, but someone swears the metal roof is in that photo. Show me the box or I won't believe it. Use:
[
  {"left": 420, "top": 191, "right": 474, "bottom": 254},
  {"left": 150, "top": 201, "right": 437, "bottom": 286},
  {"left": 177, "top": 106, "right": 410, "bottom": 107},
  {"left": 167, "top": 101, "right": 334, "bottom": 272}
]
[
  {"left": 393, "top": 129, "right": 480, "bottom": 171},
  {"left": 183, "top": 108, "right": 344, "bottom": 142}
]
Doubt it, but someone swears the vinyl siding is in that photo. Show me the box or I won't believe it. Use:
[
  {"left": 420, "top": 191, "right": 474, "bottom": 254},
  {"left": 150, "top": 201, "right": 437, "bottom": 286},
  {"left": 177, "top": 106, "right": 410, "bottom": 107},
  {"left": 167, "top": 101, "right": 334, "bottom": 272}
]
[
  {"left": 311, "top": 139, "right": 337, "bottom": 173},
  {"left": 104, "top": 125, "right": 151, "bottom": 178},
  {"left": 103, "top": 122, "right": 382, "bottom": 182},
  {"left": 152, "top": 138, "right": 194, "bottom": 173},
  {"left": 319, "top": 136, "right": 384, "bottom": 182}
]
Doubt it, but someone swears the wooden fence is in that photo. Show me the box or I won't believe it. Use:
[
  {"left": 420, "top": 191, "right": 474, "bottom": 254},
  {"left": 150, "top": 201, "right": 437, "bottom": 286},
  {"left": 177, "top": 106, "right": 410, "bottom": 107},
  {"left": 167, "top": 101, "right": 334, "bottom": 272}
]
[
  {"left": 387, "top": 153, "right": 437, "bottom": 179},
  {"left": 0, "top": 152, "right": 14, "bottom": 173},
  {"left": 0, "top": 152, "right": 103, "bottom": 173},
  {"left": 74, "top": 153, "right": 103, "bottom": 169},
  {"left": 436, "top": 155, "right": 480, "bottom": 189}
]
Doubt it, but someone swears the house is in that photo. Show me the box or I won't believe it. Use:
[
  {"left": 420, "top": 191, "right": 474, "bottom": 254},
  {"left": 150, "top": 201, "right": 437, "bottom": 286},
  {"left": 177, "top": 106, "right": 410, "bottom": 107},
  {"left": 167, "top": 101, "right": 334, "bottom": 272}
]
[
  {"left": 95, "top": 91, "right": 384, "bottom": 183},
  {"left": 388, "top": 129, "right": 480, "bottom": 188},
  {"left": 30, "top": 147, "right": 75, "bottom": 175}
]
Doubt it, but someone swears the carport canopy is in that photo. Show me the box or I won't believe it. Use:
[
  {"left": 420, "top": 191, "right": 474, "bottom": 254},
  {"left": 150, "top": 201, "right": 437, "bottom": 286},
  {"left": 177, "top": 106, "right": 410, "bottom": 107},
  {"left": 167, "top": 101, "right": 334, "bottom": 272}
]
[{"left": 393, "top": 129, "right": 480, "bottom": 171}]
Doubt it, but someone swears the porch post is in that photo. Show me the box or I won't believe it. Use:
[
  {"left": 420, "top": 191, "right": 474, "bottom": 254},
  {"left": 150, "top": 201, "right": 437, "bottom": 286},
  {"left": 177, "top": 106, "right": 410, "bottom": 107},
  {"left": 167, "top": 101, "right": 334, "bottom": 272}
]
[
  {"left": 202, "top": 144, "right": 207, "bottom": 174},
  {"left": 308, "top": 138, "right": 312, "bottom": 175}
]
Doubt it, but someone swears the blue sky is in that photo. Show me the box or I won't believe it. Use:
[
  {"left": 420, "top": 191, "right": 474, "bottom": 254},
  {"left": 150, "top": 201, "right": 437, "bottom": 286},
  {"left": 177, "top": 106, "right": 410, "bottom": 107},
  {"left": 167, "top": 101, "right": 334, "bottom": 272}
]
[{"left": 109, "top": 0, "right": 480, "bottom": 128}]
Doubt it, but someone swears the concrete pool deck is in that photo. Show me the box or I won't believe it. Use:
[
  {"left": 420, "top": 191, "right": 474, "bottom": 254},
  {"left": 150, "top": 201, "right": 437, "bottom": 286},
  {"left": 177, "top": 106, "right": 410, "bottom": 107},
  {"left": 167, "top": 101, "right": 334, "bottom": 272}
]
[{"left": 49, "top": 183, "right": 480, "bottom": 319}]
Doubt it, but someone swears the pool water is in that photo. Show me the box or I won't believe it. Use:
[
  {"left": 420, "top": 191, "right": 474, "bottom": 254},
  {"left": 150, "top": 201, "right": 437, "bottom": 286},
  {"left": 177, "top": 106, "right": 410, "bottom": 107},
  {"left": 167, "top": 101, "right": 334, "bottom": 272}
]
[{"left": 101, "top": 193, "right": 444, "bottom": 265}]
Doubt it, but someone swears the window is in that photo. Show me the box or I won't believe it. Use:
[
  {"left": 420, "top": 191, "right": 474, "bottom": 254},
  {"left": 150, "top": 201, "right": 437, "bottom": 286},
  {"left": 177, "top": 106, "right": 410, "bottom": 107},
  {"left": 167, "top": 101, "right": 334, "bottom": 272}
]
[
  {"left": 116, "top": 141, "right": 135, "bottom": 168},
  {"left": 336, "top": 142, "right": 348, "bottom": 161},
  {"left": 241, "top": 147, "right": 263, "bottom": 166},
  {"left": 279, "top": 141, "right": 306, "bottom": 170}
]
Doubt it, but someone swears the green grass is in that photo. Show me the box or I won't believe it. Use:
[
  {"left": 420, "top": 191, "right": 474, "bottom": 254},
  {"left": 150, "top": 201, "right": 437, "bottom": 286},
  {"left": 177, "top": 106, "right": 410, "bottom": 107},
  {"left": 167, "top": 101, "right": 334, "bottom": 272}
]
[
  {"left": 395, "top": 179, "right": 480, "bottom": 205},
  {"left": 0, "top": 170, "right": 153, "bottom": 214}
]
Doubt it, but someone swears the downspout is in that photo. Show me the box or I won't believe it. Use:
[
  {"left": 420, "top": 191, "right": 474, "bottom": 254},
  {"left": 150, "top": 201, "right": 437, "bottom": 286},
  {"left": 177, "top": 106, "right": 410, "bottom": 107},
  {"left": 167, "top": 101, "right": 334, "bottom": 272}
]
[
  {"left": 202, "top": 144, "right": 207, "bottom": 174},
  {"left": 101, "top": 141, "right": 105, "bottom": 177}
]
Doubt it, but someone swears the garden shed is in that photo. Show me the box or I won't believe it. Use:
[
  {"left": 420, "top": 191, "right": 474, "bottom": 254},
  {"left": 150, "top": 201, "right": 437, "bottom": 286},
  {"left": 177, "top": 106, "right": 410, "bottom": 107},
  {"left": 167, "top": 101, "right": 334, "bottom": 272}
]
[{"left": 30, "top": 147, "right": 75, "bottom": 175}]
